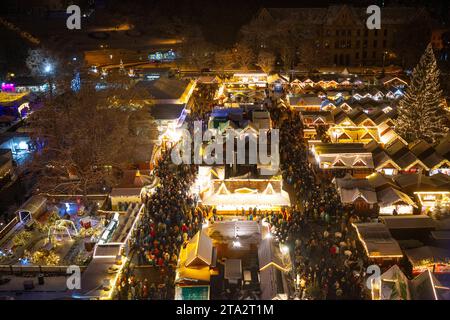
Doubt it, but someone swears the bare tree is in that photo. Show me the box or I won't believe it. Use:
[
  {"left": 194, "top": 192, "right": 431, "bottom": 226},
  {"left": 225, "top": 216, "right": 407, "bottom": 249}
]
[
  {"left": 214, "top": 49, "right": 235, "bottom": 76},
  {"left": 232, "top": 43, "right": 255, "bottom": 71},
  {"left": 189, "top": 83, "right": 219, "bottom": 120},
  {"left": 25, "top": 80, "right": 153, "bottom": 203},
  {"left": 256, "top": 51, "right": 276, "bottom": 74},
  {"left": 278, "top": 45, "right": 295, "bottom": 72},
  {"left": 25, "top": 47, "right": 83, "bottom": 96},
  {"left": 271, "top": 18, "right": 303, "bottom": 72},
  {"left": 298, "top": 39, "right": 320, "bottom": 71},
  {"left": 25, "top": 48, "right": 55, "bottom": 77}
]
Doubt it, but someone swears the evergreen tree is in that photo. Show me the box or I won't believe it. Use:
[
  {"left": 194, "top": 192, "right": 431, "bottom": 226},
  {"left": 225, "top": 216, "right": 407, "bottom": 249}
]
[{"left": 395, "top": 44, "right": 448, "bottom": 143}]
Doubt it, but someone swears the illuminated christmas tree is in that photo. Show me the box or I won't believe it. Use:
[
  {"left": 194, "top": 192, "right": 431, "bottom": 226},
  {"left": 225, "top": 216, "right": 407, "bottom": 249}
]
[
  {"left": 395, "top": 44, "right": 448, "bottom": 143},
  {"left": 71, "top": 72, "right": 81, "bottom": 92}
]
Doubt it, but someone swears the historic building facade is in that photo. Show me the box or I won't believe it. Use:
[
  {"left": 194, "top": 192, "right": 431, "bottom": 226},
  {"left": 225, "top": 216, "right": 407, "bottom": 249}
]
[{"left": 245, "top": 5, "right": 432, "bottom": 67}]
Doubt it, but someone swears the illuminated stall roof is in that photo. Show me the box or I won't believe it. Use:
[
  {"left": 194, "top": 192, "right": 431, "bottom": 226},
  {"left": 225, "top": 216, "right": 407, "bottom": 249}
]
[
  {"left": 259, "top": 264, "right": 290, "bottom": 300},
  {"left": 336, "top": 102, "right": 353, "bottom": 112},
  {"left": 435, "top": 133, "right": 450, "bottom": 160},
  {"left": 289, "top": 95, "right": 322, "bottom": 108},
  {"left": 405, "top": 246, "right": 450, "bottom": 269},
  {"left": 367, "top": 172, "right": 399, "bottom": 190},
  {"left": 176, "top": 231, "right": 214, "bottom": 284},
  {"left": 393, "top": 173, "right": 450, "bottom": 193},
  {"left": 267, "top": 74, "right": 288, "bottom": 84},
  {"left": 346, "top": 108, "right": 374, "bottom": 126},
  {"left": 258, "top": 238, "right": 290, "bottom": 272},
  {"left": 185, "top": 230, "right": 214, "bottom": 267},
  {"left": 410, "top": 269, "right": 447, "bottom": 300},
  {"left": 377, "top": 265, "right": 449, "bottom": 300},
  {"left": 378, "top": 264, "right": 411, "bottom": 300},
  {"left": 378, "top": 125, "right": 406, "bottom": 146},
  {"left": 232, "top": 72, "right": 267, "bottom": 79},
  {"left": 201, "top": 180, "right": 290, "bottom": 210},
  {"left": 314, "top": 143, "right": 369, "bottom": 154},
  {"left": 369, "top": 109, "right": 390, "bottom": 126},
  {"left": 300, "top": 111, "right": 334, "bottom": 126},
  {"left": 352, "top": 222, "right": 403, "bottom": 258},
  {"left": 376, "top": 187, "right": 417, "bottom": 208},
  {"left": 380, "top": 215, "right": 436, "bottom": 230},
  {"left": 409, "top": 139, "right": 450, "bottom": 170},
  {"left": 330, "top": 127, "right": 380, "bottom": 143},
  {"left": 384, "top": 139, "right": 428, "bottom": 170},
  {"left": 334, "top": 174, "right": 377, "bottom": 204},
  {"left": 380, "top": 76, "right": 408, "bottom": 87},
  {"left": 258, "top": 237, "right": 292, "bottom": 300},
  {"left": 331, "top": 107, "right": 356, "bottom": 126},
  {"left": 197, "top": 75, "right": 221, "bottom": 84},
  {"left": 313, "top": 143, "right": 374, "bottom": 169}
]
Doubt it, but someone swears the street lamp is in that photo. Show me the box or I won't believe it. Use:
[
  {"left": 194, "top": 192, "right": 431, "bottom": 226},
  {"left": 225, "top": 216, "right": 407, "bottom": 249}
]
[
  {"left": 43, "top": 62, "right": 55, "bottom": 96},
  {"left": 44, "top": 63, "right": 53, "bottom": 74}
]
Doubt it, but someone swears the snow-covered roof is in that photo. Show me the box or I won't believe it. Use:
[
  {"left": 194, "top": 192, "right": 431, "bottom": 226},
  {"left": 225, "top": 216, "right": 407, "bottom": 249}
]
[
  {"left": 353, "top": 222, "right": 403, "bottom": 258},
  {"left": 377, "top": 187, "right": 417, "bottom": 208},
  {"left": 334, "top": 175, "right": 377, "bottom": 204},
  {"left": 201, "top": 179, "right": 290, "bottom": 208},
  {"left": 380, "top": 215, "right": 436, "bottom": 230},
  {"left": 258, "top": 238, "right": 290, "bottom": 272}
]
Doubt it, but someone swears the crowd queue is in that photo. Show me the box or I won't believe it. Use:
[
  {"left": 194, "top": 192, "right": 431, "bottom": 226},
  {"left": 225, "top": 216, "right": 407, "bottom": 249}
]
[
  {"left": 267, "top": 106, "right": 371, "bottom": 300},
  {"left": 115, "top": 151, "right": 203, "bottom": 299}
]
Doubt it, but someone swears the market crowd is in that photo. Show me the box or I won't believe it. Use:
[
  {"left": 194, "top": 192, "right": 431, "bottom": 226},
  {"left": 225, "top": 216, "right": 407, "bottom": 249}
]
[
  {"left": 267, "top": 107, "right": 371, "bottom": 300},
  {"left": 115, "top": 150, "right": 202, "bottom": 299}
]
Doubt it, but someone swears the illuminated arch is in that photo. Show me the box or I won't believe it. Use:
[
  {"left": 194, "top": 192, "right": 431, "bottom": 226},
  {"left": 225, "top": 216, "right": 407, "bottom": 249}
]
[{"left": 48, "top": 219, "right": 78, "bottom": 241}]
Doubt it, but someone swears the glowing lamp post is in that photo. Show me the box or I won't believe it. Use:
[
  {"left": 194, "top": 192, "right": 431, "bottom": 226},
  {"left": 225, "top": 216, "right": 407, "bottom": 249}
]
[
  {"left": 42, "top": 62, "right": 55, "bottom": 96},
  {"left": 44, "top": 63, "right": 53, "bottom": 74}
]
